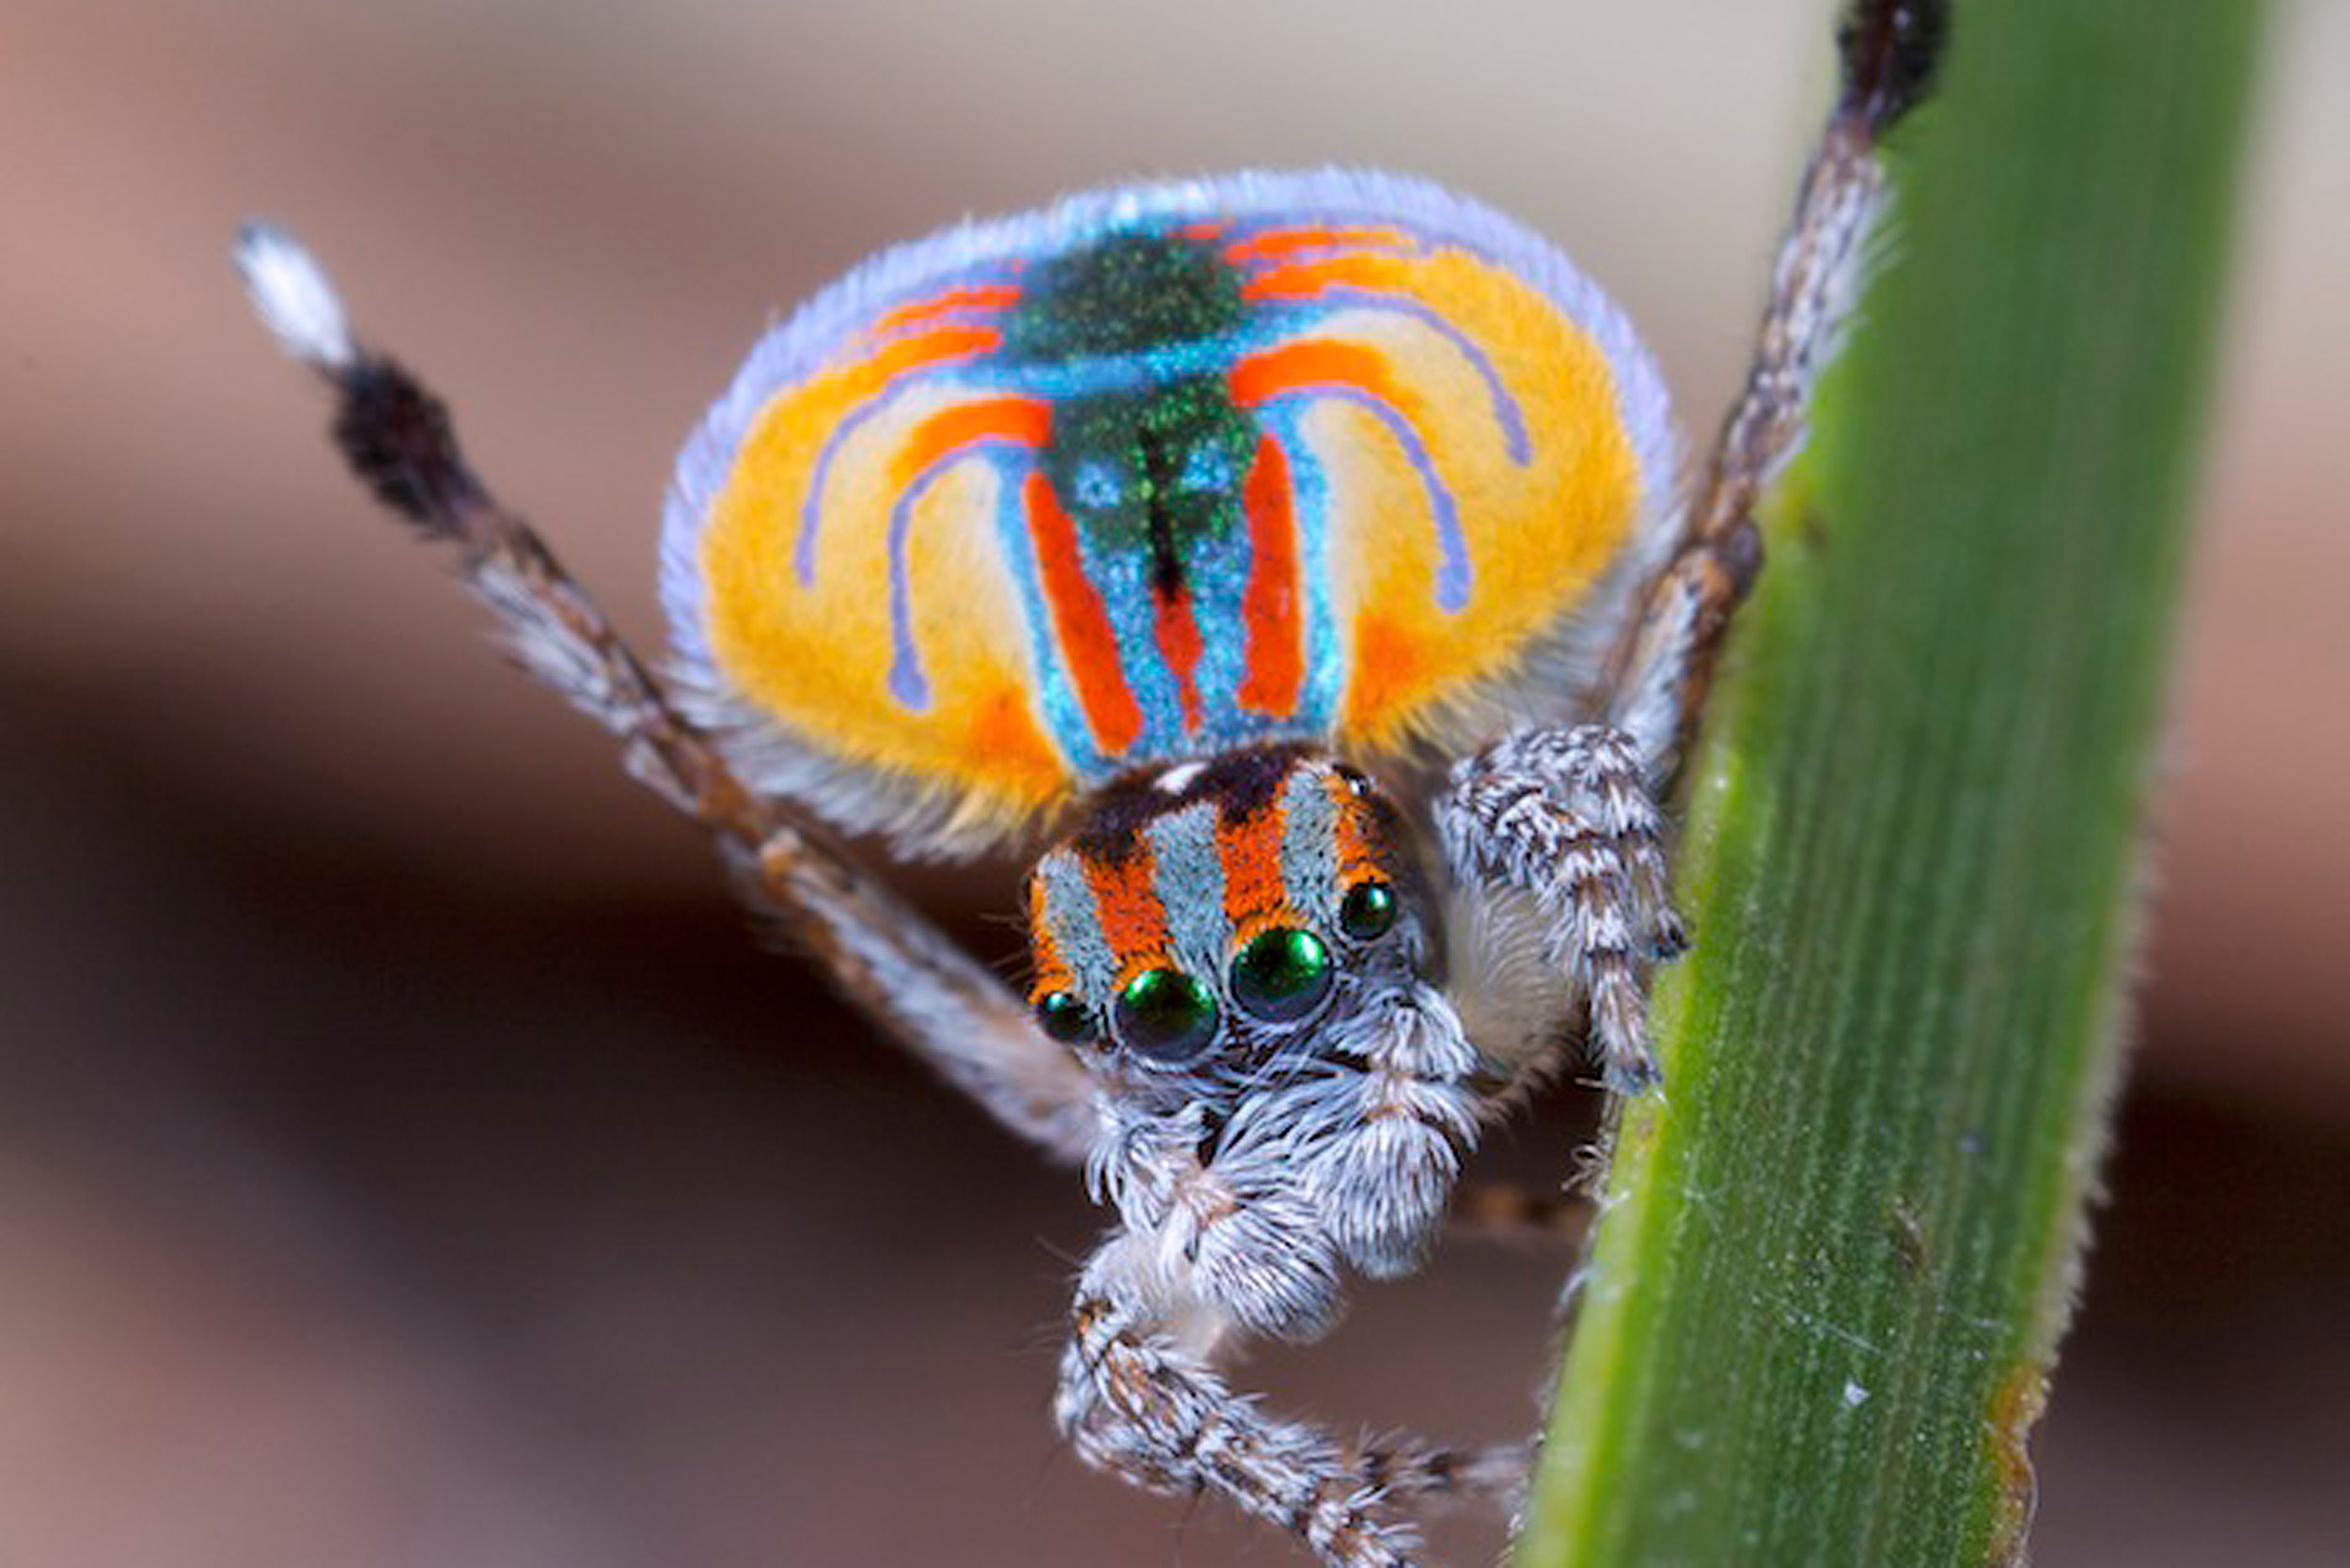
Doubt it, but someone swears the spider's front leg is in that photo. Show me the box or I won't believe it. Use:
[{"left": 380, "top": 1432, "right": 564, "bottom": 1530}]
[
  {"left": 1056, "top": 1247, "right": 1526, "bottom": 1568},
  {"left": 1436, "top": 723, "right": 1685, "bottom": 1093},
  {"left": 1058, "top": 1226, "right": 1422, "bottom": 1568},
  {"left": 236, "top": 227, "right": 1103, "bottom": 1163},
  {"left": 1056, "top": 1069, "right": 1521, "bottom": 1568}
]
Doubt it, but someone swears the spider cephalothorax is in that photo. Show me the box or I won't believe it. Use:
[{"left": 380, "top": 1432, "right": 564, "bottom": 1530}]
[
  {"left": 1026, "top": 746, "right": 1479, "bottom": 1330},
  {"left": 1026, "top": 746, "right": 1434, "bottom": 1087},
  {"left": 241, "top": 5, "right": 1942, "bottom": 1560}
]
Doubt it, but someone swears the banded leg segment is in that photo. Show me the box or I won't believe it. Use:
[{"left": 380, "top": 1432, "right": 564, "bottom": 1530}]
[
  {"left": 1606, "top": 0, "right": 1948, "bottom": 773},
  {"left": 1438, "top": 724, "right": 1684, "bottom": 1092},
  {"left": 237, "top": 227, "right": 1099, "bottom": 1163},
  {"left": 1058, "top": 1238, "right": 1528, "bottom": 1568}
]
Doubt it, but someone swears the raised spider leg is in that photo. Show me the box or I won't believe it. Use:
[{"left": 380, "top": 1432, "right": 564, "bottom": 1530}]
[
  {"left": 1440, "top": 5, "right": 1944, "bottom": 1097},
  {"left": 235, "top": 227, "right": 1100, "bottom": 1163},
  {"left": 1606, "top": 0, "right": 1946, "bottom": 773}
]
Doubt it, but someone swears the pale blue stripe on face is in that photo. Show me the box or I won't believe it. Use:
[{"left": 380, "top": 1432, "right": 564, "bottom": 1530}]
[
  {"left": 1278, "top": 763, "right": 1344, "bottom": 933},
  {"left": 1145, "top": 803, "right": 1231, "bottom": 982},
  {"left": 1035, "top": 848, "right": 1118, "bottom": 1003}
]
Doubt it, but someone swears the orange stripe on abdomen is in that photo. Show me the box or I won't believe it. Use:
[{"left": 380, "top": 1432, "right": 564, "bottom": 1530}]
[
  {"left": 890, "top": 397, "right": 1050, "bottom": 487},
  {"left": 1230, "top": 339, "right": 1415, "bottom": 415},
  {"left": 1152, "top": 588, "right": 1204, "bottom": 733},
  {"left": 1025, "top": 471, "right": 1144, "bottom": 759},
  {"left": 1235, "top": 434, "right": 1305, "bottom": 718},
  {"left": 868, "top": 285, "right": 1022, "bottom": 337},
  {"left": 1238, "top": 254, "right": 1416, "bottom": 302},
  {"left": 1224, "top": 227, "right": 1412, "bottom": 266},
  {"left": 838, "top": 323, "right": 1002, "bottom": 384}
]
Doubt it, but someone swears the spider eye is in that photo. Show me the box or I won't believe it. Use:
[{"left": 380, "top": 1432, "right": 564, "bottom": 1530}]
[
  {"left": 1340, "top": 880, "right": 1398, "bottom": 940},
  {"left": 1034, "top": 989, "right": 1097, "bottom": 1045},
  {"left": 1230, "top": 927, "right": 1334, "bottom": 1022},
  {"left": 1113, "top": 968, "right": 1219, "bottom": 1064}
]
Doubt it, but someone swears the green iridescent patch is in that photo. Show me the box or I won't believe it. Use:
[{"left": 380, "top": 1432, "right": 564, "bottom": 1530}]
[
  {"left": 1040, "top": 380, "right": 1254, "bottom": 557},
  {"left": 1004, "top": 229, "right": 1246, "bottom": 362}
]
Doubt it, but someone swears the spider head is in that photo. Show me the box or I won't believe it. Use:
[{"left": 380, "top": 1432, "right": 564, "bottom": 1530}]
[{"left": 1025, "top": 745, "right": 1431, "bottom": 1086}]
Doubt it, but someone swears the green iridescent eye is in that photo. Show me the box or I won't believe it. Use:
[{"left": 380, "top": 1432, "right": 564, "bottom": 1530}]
[
  {"left": 1340, "top": 880, "right": 1398, "bottom": 940},
  {"left": 1113, "top": 968, "right": 1219, "bottom": 1064},
  {"left": 1034, "top": 990, "right": 1097, "bottom": 1045},
  {"left": 1230, "top": 927, "right": 1334, "bottom": 1022}
]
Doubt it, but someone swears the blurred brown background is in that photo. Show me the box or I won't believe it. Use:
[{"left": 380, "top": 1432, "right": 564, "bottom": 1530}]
[{"left": 3, "top": 1, "right": 2344, "bottom": 1563}]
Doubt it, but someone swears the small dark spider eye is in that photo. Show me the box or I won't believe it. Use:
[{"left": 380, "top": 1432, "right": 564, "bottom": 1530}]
[
  {"left": 1229, "top": 927, "right": 1334, "bottom": 1022},
  {"left": 1340, "top": 880, "right": 1398, "bottom": 940},
  {"left": 1034, "top": 989, "right": 1098, "bottom": 1045},
  {"left": 1114, "top": 968, "right": 1219, "bottom": 1064}
]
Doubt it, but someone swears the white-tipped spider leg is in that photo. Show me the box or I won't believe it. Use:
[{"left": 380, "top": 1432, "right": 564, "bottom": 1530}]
[{"left": 234, "top": 225, "right": 1101, "bottom": 1163}]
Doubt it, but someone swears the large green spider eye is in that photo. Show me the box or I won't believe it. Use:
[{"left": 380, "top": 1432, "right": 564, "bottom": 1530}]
[
  {"left": 1230, "top": 927, "right": 1334, "bottom": 1023},
  {"left": 1113, "top": 968, "right": 1219, "bottom": 1064},
  {"left": 1034, "top": 989, "right": 1097, "bottom": 1045},
  {"left": 1339, "top": 880, "right": 1398, "bottom": 940}
]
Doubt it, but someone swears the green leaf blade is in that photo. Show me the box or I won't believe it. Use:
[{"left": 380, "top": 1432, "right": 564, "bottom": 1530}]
[{"left": 1516, "top": 1, "right": 2264, "bottom": 1562}]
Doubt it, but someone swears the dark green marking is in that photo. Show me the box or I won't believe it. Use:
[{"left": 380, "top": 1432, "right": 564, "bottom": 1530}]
[
  {"left": 1041, "top": 382, "right": 1254, "bottom": 567},
  {"left": 1009, "top": 229, "right": 1259, "bottom": 578},
  {"left": 1004, "top": 228, "right": 1246, "bottom": 362}
]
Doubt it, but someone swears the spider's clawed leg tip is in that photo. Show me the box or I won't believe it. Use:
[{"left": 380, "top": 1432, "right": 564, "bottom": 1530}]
[{"left": 1837, "top": 0, "right": 1951, "bottom": 134}]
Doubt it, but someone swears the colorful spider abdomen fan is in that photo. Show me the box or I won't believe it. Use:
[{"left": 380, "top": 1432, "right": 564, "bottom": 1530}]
[{"left": 662, "top": 169, "right": 1678, "bottom": 855}]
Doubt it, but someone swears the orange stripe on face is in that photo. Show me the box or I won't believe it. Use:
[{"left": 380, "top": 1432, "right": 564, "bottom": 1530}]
[
  {"left": 1329, "top": 773, "right": 1387, "bottom": 886},
  {"left": 1235, "top": 435, "right": 1305, "bottom": 718},
  {"left": 1238, "top": 253, "right": 1416, "bottom": 302},
  {"left": 1025, "top": 470, "right": 1144, "bottom": 758},
  {"left": 1224, "top": 226, "right": 1413, "bottom": 266},
  {"left": 868, "top": 285, "right": 1022, "bottom": 338},
  {"left": 1215, "top": 797, "right": 1296, "bottom": 942},
  {"left": 1152, "top": 587, "right": 1204, "bottom": 733},
  {"left": 1082, "top": 844, "right": 1171, "bottom": 974},
  {"left": 1026, "top": 912, "right": 1076, "bottom": 1004},
  {"left": 889, "top": 397, "right": 1050, "bottom": 488}
]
